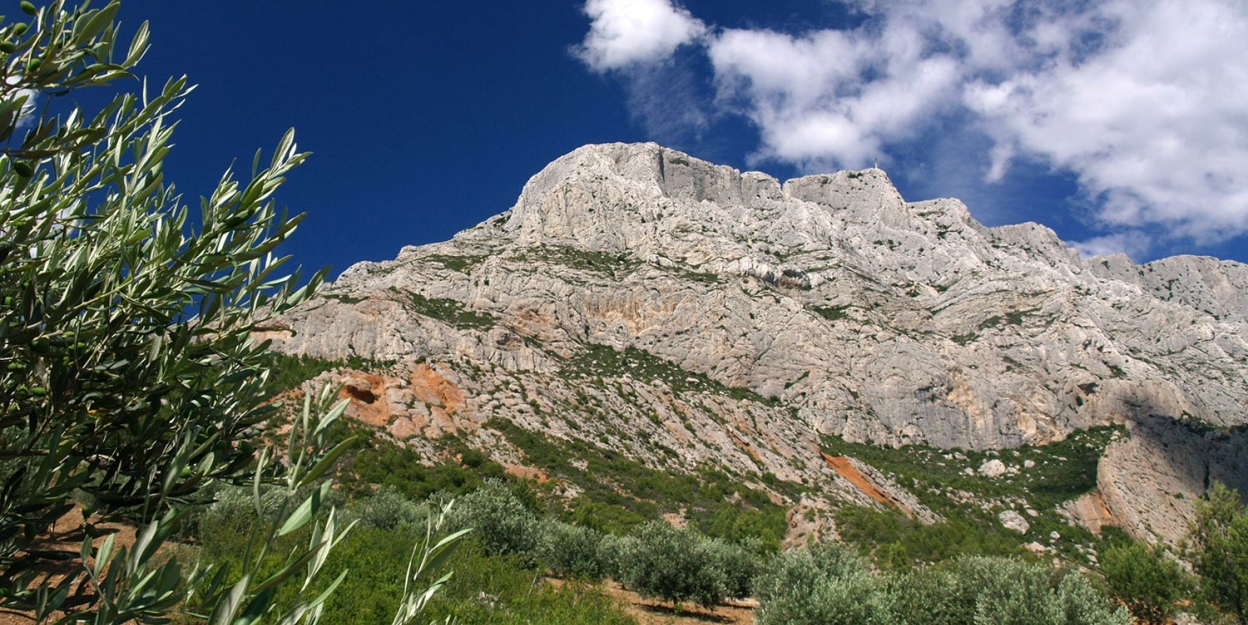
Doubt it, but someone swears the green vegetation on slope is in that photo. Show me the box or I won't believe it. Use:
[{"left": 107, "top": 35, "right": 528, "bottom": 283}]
[
  {"left": 329, "top": 420, "right": 511, "bottom": 501},
  {"left": 188, "top": 490, "right": 636, "bottom": 625},
  {"left": 823, "top": 426, "right": 1123, "bottom": 566},
  {"left": 422, "top": 253, "right": 487, "bottom": 273},
  {"left": 401, "top": 291, "right": 497, "bottom": 329},
  {"left": 514, "top": 245, "right": 642, "bottom": 276},
  {"left": 564, "top": 343, "right": 774, "bottom": 404},
  {"left": 488, "top": 417, "right": 787, "bottom": 546}
]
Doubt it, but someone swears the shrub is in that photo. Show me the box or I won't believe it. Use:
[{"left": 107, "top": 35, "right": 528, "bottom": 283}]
[
  {"left": 445, "top": 478, "right": 539, "bottom": 560},
  {"left": 537, "top": 519, "right": 611, "bottom": 581},
  {"left": 1186, "top": 482, "right": 1248, "bottom": 625},
  {"left": 1101, "top": 540, "right": 1191, "bottom": 624},
  {"left": 758, "top": 547, "right": 1129, "bottom": 625},
  {"left": 617, "top": 520, "right": 727, "bottom": 608},
  {"left": 596, "top": 532, "right": 628, "bottom": 580},
  {"left": 890, "top": 567, "right": 969, "bottom": 625},
  {"left": 0, "top": 2, "right": 463, "bottom": 620},
  {"left": 753, "top": 542, "right": 896, "bottom": 625},
  {"left": 892, "top": 556, "right": 1130, "bottom": 625},
  {"left": 703, "top": 537, "right": 765, "bottom": 600},
  {"left": 358, "top": 485, "right": 430, "bottom": 530}
]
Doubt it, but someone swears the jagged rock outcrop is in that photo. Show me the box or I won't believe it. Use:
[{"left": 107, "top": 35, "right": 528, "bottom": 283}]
[{"left": 263, "top": 142, "right": 1248, "bottom": 542}]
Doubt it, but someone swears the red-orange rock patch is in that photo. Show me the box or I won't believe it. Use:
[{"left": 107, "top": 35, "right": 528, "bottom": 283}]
[
  {"left": 821, "top": 452, "right": 914, "bottom": 518},
  {"left": 411, "top": 363, "right": 466, "bottom": 413}
]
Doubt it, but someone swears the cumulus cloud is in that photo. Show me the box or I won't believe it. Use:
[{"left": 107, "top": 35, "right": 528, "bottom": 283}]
[
  {"left": 707, "top": 24, "right": 962, "bottom": 170},
  {"left": 965, "top": 0, "right": 1248, "bottom": 245},
  {"left": 1071, "top": 231, "right": 1155, "bottom": 261},
  {"left": 575, "top": 0, "right": 707, "bottom": 72},
  {"left": 575, "top": 0, "right": 1248, "bottom": 256}
]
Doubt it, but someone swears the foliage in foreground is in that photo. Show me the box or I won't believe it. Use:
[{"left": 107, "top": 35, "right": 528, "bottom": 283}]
[
  {"left": 1100, "top": 540, "right": 1192, "bottom": 624},
  {"left": 1186, "top": 482, "right": 1248, "bottom": 625},
  {"left": 0, "top": 2, "right": 462, "bottom": 622},
  {"left": 191, "top": 486, "right": 636, "bottom": 625}
]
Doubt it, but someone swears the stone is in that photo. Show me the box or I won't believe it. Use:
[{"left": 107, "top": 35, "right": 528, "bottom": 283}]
[
  {"left": 978, "top": 459, "right": 1008, "bottom": 477},
  {"left": 387, "top": 417, "right": 420, "bottom": 440},
  {"left": 1000, "top": 510, "right": 1031, "bottom": 534},
  {"left": 1059, "top": 490, "right": 1117, "bottom": 536}
]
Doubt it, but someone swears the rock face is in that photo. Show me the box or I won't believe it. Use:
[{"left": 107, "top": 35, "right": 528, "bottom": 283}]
[
  {"left": 1097, "top": 417, "right": 1248, "bottom": 544},
  {"left": 265, "top": 142, "right": 1248, "bottom": 543}
]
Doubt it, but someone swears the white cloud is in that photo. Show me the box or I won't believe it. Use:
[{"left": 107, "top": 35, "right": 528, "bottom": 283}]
[
  {"left": 575, "top": 0, "right": 707, "bottom": 72},
  {"left": 1071, "top": 231, "right": 1155, "bottom": 261},
  {"left": 706, "top": 24, "right": 962, "bottom": 170},
  {"left": 576, "top": 0, "right": 1248, "bottom": 255},
  {"left": 966, "top": 0, "right": 1248, "bottom": 244}
]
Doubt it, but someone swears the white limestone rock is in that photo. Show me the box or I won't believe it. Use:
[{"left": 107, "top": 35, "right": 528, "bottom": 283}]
[
  {"left": 1000, "top": 510, "right": 1031, "bottom": 534},
  {"left": 978, "top": 459, "right": 1008, "bottom": 477}
]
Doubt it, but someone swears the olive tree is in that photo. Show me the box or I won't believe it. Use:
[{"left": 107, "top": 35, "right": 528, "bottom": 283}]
[
  {"left": 1100, "top": 540, "right": 1190, "bottom": 624},
  {"left": 1187, "top": 482, "right": 1248, "bottom": 624},
  {"left": 0, "top": 2, "right": 461, "bottom": 622},
  {"left": 617, "top": 520, "right": 728, "bottom": 610}
]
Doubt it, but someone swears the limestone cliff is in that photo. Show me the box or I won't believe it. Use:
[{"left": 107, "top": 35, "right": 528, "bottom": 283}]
[{"left": 264, "top": 142, "right": 1248, "bottom": 544}]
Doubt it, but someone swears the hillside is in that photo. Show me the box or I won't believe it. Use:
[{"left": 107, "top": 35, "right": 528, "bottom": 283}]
[{"left": 261, "top": 142, "right": 1248, "bottom": 549}]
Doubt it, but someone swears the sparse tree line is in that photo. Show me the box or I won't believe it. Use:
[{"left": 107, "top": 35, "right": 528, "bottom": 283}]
[{"left": 4, "top": 1, "right": 1248, "bottom": 624}]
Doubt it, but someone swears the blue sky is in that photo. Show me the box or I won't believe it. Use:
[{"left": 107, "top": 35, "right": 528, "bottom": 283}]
[{"left": 113, "top": 0, "right": 1247, "bottom": 277}]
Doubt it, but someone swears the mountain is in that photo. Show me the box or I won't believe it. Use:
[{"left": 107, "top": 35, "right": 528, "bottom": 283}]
[{"left": 261, "top": 142, "right": 1248, "bottom": 547}]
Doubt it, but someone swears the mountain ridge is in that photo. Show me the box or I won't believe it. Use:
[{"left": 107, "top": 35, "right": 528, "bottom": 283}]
[{"left": 264, "top": 142, "right": 1248, "bottom": 545}]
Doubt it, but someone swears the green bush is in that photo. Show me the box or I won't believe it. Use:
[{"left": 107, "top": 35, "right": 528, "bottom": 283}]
[
  {"left": 0, "top": 0, "right": 374, "bottom": 619},
  {"left": 1101, "top": 540, "right": 1191, "bottom": 624},
  {"left": 596, "top": 532, "right": 628, "bottom": 580},
  {"left": 358, "top": 485, "right": 430, "bottom": 530},
  {"left": 445, "top": 479, "right": 540, "bottom": 560},
  {"left": 1186, "top": 481, "right": 1248, "bottom": 625},
  {"left": 617, "top": 520, "right": 727, "bottom": 608},
  {"left": 890, "top": 567, "right": 969, "bottom": 625},
  {"left": 537, "top": 520, "right": 611, "bottom": 581},
  {"left": 703, "top": 536, "right": 766, "bottom": 599},
  {"left": 756, "top": 547, "right": 1129, "bottom": 625},
  {"left": 892, "top": 556, "right": 1130, "bottom": 625},
  {"left": 960, "top": 557, "right": 1089, "bottom": 625},
  {"left": 753, "top": 542, "right": 896, "bottom": 625}
]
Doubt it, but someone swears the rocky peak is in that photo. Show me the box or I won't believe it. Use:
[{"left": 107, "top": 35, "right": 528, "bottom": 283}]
[
  {"left": 503, "top": 142, "right": 952, "bottom": 256},
  {"left": 271, "top": 142, "right": 1248, "bottom": 546}
]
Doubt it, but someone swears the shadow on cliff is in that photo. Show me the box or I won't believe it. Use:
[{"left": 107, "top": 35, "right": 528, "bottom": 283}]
[{"left": 1118, "top": 387, "right": 1248, "bottom": 503}]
